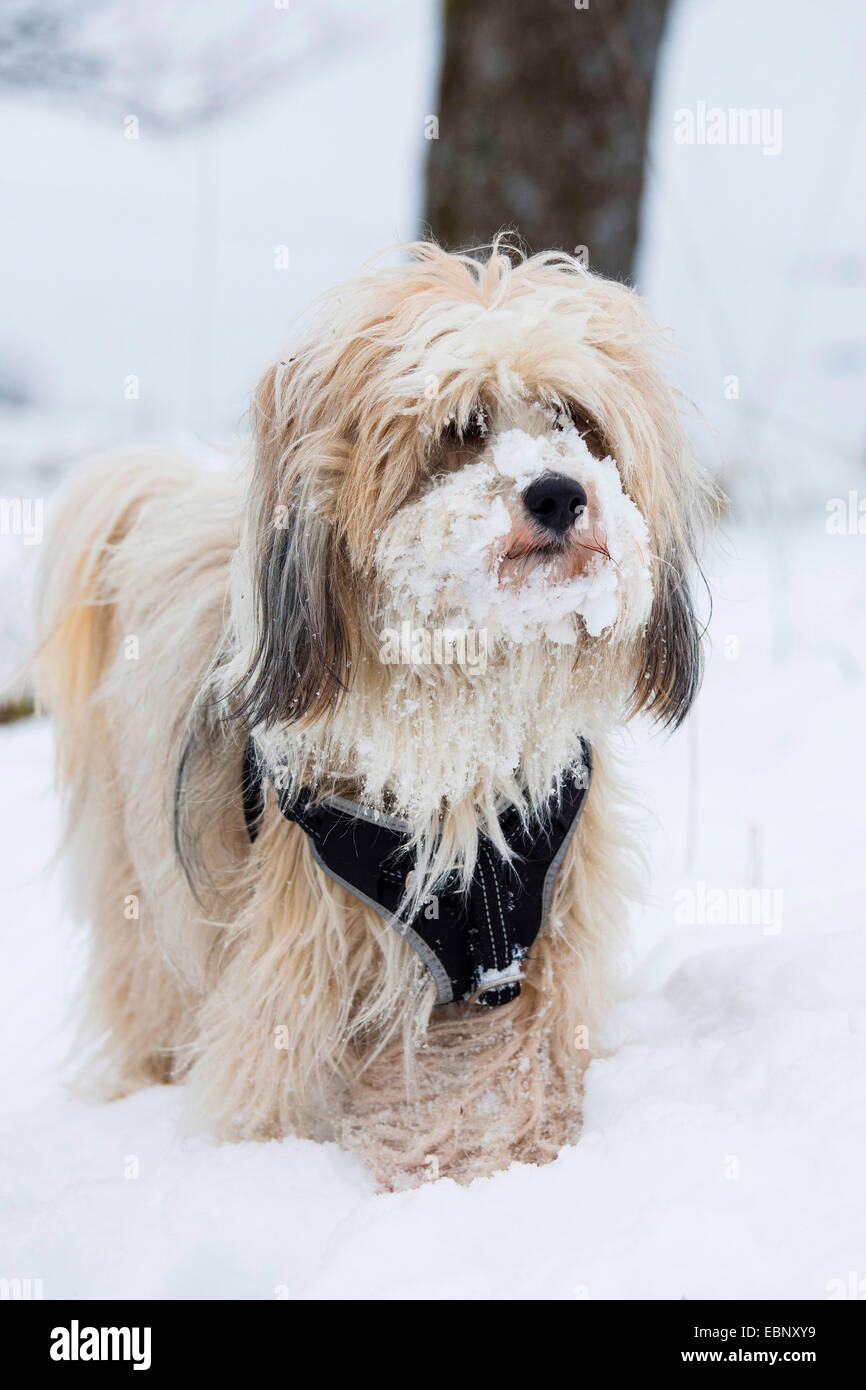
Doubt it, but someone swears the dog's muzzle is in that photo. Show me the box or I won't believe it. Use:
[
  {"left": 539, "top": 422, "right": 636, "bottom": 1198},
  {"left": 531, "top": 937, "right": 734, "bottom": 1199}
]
[{"left": 242, "top": 738, "right": 592, "bottom": 1008}]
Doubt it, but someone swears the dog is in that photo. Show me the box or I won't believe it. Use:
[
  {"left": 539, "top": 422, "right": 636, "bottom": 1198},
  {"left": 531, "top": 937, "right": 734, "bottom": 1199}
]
[{"left": 33, "top": 241, "right": 716, "bottom": 1187}]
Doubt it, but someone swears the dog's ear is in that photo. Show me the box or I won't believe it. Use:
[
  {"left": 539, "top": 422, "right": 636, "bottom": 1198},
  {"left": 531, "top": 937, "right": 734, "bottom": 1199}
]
[
  {"left": 233, "top": 363, "right": 353, "bottom": 730},
  {"left": 633, "top": 536, "right": 706, "bottom": 729}
]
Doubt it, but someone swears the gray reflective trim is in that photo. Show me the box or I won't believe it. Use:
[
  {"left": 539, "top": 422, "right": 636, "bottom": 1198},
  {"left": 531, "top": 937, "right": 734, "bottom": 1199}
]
[
  {"left": 253, "top": 748, "right": 412, "bottom": 835},
  {"left": 319, "top": 793, "right": 412, "bottom": 834},
  {"left": 301, "top": 836, "right": 454, "bottom": 1005},
  {"left": 539, "top": 747, "right": 593, "bottom": 929}
]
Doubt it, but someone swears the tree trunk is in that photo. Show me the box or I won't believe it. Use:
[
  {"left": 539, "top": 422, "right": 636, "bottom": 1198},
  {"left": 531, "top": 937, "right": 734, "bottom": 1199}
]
[{"left": 424, "top": 0, "right": 671, "bottom": 282}]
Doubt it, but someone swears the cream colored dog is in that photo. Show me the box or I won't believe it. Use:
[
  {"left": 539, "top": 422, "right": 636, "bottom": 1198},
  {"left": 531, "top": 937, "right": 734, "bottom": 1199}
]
[{"left": 34, "top": 242, "right": 715, "bottom": 1186}]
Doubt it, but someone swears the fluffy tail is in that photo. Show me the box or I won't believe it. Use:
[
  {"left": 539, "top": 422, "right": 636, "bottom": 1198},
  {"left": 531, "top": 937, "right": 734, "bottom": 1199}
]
[{"left": 32, "top": 450, "right": 196, "bottom": 783}]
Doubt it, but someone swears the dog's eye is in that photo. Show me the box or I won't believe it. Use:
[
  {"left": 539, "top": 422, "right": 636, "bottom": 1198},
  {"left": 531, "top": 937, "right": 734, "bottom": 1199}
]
[
  {"left": 561, "top": 403, "right": 607, "bottom": 457},
  {"left": 442, "top": 406, "right": 487, "bottom": 446}
]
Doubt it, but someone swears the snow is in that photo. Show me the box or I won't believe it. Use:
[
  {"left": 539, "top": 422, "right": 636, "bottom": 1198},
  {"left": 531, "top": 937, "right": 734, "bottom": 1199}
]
[
  {"left": 376, "top": 426, "right": 652, "bottom": 642},
  {"left": 2, "top": 521, "right": 864, "bottom": 1299}
]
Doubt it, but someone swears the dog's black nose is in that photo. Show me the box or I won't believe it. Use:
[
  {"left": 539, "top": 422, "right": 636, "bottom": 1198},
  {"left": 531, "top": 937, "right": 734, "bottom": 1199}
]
[{"left": 522, "top": 473, "right": 587, "bottom": 534}]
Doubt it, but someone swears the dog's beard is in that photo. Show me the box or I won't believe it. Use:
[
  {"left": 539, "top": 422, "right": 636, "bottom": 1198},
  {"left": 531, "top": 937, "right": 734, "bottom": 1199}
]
[
  {"left": 375, "top": 425, "right": 653, "bottom": 644},
  {"left": 253, "top": 640, "right": 601, "bottom": 908},
  {"left": 248, "top": 426, "right": 652, "bottom": 906}
]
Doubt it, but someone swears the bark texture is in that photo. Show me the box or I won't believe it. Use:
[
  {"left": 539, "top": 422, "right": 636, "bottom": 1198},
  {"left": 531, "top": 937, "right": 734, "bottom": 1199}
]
[{"left": 424, "top": 0, "right": 671, "bottom": 281}]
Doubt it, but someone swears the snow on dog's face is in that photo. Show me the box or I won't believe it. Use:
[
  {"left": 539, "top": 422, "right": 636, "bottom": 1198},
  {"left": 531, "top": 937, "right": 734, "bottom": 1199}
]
[
  {"left": 376, "top": 415, "right": 653, "bottom": 646},
  {"left": 228, "top": 241, "right": 716, "bottom": 810}
]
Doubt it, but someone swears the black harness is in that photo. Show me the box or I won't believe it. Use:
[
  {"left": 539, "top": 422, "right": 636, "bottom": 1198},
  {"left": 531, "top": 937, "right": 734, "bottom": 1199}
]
[{"left": 242, "top": 737, "right": 591, "bottom": 1008}]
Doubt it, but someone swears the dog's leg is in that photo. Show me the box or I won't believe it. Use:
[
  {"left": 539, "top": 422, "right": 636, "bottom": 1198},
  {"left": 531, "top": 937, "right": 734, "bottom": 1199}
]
[
  {"left": 68, "top": 821, "right": 194, "bottom": 1097},
  {"left": 336, "top": 743, "right": 638, "bottom": 1187},
  {"left": 183, "top": 805, "right": 430, "bottom": 1142}
]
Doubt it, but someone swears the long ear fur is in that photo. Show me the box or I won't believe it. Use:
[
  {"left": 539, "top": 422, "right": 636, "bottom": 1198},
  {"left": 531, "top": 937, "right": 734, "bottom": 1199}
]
[
  {"left": 635, "top": 534, "right": 709, "bottom": 729},
  {"left": 234, "top": 496, "right": 352, "bottom": 729},
  {"left": 231, "top": 364, "right": 354, "bottom": 730},
  {"left": 597, "top": 317, "right": 720, "bottom": 731}
]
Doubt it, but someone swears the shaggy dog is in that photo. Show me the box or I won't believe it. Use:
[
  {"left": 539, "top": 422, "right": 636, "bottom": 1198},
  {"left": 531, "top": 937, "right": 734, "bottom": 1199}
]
[{"left": 33, "top": 242, "right": 715, "bottom": 1187}]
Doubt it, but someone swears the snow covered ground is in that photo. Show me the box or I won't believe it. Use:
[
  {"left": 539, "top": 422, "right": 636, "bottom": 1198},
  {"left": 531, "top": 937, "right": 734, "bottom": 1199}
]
[{"left": 1, "top": 520, "right": 864, "bottom": 1300}]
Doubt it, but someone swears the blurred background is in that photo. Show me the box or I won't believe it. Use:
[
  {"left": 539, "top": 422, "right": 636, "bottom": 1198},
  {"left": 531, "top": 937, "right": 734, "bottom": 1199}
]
[
  {"left": 1, "top": 1, "right": 863, "bottom": 495},
  {"left": 1, "top": 0, "right": 864, "bottom": 961}
]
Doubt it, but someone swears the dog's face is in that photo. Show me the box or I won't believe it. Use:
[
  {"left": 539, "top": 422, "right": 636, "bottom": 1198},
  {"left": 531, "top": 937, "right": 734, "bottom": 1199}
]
[
  {"left": 375, "top": 402, "right": 654, "bottom": 649},
  {"left": 232, "top": 243, "right": 715, "bottom": 764}
]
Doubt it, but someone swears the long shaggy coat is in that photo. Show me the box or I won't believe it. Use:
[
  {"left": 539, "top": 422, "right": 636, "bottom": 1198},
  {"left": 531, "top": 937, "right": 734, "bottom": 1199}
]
[{"left": 33, "top": 242, "right": 716, "bottom": 1186}]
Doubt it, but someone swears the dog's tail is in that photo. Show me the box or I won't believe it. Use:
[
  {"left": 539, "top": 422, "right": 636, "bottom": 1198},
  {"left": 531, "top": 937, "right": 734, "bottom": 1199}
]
[{"left": 32, "top": 450, "right": 196, "bottom": 781}]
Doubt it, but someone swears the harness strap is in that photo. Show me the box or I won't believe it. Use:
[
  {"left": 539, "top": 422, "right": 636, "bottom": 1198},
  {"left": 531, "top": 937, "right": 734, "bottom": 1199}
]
[
  {"left": 241, "top": 736, "right": 592, "bottom": 1008},
  {"left": 242, "top": 738, "right": 266, "bottom": 842}
]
